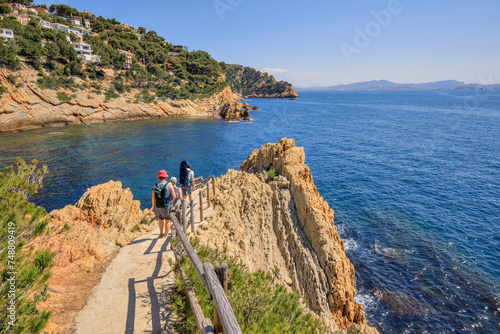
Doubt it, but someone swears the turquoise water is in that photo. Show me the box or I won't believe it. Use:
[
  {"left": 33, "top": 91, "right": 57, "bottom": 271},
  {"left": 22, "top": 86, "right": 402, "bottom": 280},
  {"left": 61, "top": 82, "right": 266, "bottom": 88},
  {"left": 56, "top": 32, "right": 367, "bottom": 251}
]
[{"left": 1, "top": 90, "right": 499, "bottom": 333}]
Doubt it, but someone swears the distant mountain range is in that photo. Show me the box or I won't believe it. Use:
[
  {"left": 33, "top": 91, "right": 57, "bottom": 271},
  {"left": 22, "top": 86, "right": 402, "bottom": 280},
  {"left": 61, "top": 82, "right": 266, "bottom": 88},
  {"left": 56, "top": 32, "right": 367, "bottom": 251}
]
[{"left": 296, "top": 80, "right": 500, "bottom": 91}]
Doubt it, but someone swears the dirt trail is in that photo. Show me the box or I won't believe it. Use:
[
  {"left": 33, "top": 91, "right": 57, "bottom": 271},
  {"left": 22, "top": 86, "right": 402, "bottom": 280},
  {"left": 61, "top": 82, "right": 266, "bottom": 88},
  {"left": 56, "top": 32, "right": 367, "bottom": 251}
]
[
  {"left": 74, "top": 228, "right": 176, "bottom": 334},
  {"left": 73, "top": 190, "right": 215, "bottom": 334}
]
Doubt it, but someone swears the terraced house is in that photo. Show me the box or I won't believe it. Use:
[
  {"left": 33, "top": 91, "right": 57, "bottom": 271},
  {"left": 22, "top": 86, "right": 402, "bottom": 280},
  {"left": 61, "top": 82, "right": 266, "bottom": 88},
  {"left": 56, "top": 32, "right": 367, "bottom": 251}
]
[
  {"left": 117, "top": 49, "right": 135, "bottom": 69},
  {"left": 0, "top": 28, "right": 14, "bottom": 41},
  {"left": 71, "top": 41, "right": 101, "bottom": 64}
]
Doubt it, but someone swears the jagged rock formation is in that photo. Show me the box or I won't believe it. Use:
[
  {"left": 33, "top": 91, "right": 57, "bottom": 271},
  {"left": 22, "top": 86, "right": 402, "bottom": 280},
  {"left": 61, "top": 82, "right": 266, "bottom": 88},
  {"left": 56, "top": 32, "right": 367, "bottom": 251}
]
[
  {"left": 225, "top": 64, "right": 299, "bottom": 98},
  {"left": 0, "top": 64, "right": 246, "bottom": 132},
  {"left": 194, "top": 139, "right": 378, "bottom": 333},
  {"left": 217, "top": 85, "right": 251, "bottom": 122},
  {"left": 44, "top": 180, "right": 155, "bottom": 270}
]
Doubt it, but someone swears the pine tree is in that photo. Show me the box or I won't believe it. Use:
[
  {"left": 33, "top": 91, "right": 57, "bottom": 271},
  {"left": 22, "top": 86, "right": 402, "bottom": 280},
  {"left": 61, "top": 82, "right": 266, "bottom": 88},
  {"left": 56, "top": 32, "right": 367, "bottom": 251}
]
[{"left": 0, "top": 158, "right": 54, "bottom": 334}]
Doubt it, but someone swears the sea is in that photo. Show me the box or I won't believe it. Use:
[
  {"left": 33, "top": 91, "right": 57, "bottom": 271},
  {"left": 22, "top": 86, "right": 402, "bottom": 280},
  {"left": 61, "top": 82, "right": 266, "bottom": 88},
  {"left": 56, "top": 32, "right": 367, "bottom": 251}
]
[{"left": 1, "top": 90, "right": 499, "bottom": 333}]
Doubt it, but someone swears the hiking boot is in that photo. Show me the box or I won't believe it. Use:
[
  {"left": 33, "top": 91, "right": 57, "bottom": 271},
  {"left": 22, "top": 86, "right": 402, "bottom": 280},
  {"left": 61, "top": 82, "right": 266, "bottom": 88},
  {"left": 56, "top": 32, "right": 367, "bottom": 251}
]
[{"left": 159, "top": 233, "right": 163, "bottom": 238}]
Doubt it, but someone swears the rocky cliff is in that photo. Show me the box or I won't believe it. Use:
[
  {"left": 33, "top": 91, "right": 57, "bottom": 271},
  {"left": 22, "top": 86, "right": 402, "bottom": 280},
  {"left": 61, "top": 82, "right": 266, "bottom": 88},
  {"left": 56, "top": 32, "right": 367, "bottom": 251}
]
[
  {"left": 225, "top": 64, "right": 299, "bottom": 98},
  {"left": 35, "top": 140, "right": 378, "bottom": 333},
  {"left": 36, "top": 180, "right": 156, "bottom": 333},
  {"left": 0, "top": 64, "right": 247, "bottom": 132},
  {"left": 43, "top": 180, "right": 155, "bottom": 271},
  {"left": 194, "top": 139, "right": 378, "bottom": 333}
]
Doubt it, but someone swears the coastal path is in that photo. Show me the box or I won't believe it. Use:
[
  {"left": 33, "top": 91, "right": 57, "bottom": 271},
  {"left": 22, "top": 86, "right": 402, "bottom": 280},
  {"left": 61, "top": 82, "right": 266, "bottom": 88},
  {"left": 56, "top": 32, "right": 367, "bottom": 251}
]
[{"left": 74, "top": 183, "right": 216, "bottom": 334}]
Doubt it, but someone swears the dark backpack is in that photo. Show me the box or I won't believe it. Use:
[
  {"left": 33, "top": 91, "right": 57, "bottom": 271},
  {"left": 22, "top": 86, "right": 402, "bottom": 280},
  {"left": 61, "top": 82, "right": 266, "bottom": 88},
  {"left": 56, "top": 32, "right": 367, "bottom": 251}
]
[
  {"left": 179, "top": 161, "right": 191, "bottom": 186},
  {"left": 153, "top": 182, "right": 171, "bottom": 208}
]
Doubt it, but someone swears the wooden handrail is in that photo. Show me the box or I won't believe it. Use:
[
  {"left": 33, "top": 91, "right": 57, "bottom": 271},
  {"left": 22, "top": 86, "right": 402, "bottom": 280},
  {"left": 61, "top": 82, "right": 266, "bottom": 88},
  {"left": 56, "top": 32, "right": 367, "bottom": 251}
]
[
  {"left": 192, "top": 178, "right": 212, "bottom": 203},
  {"left": 173, "top": 247, "right": 215, "bottom": 334},
  {"left": 170, "top": 204, "right": 243, "bottom": 334},
  {"left": 170, "top": 212, "right": 210, "bottom": 294},
  {"left": 203, "top": 263, "right": 242, "bottom": 334}
]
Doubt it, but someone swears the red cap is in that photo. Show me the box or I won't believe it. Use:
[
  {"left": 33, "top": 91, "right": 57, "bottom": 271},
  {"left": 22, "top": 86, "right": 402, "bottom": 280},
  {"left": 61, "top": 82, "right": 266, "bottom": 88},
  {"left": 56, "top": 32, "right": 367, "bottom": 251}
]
[{"left": 158, "top": 170, "right": 168, "bottom": 178}]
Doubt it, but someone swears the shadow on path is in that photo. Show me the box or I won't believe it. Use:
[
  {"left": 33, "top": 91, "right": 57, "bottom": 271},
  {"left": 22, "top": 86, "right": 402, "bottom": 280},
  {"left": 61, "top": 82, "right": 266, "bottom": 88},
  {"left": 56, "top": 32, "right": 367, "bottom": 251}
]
[{"left": 126, "top": 236, "right": 176, "bottom": 334}]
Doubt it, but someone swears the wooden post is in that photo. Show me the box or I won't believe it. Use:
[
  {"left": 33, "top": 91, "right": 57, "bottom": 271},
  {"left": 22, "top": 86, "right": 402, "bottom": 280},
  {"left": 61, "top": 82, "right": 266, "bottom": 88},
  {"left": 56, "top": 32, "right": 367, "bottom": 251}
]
[
  {"left": 203, "top": 263, "right": 242, "bottom": 334},
  {"left": 199, "top": 192, "right": 204, "bottom": 222},
  {"left": 212, "top": 176, "right": 216, "bottom": 197},
  {"left": 207, "top": 184, "right": 211, "bottom": 208},
  {"left": 214, "top": 262, "right": 229, "bottom": 334},
  {"left": 173, "top": 249, "right": 213, "bottom": 334},
  {"left": 175, "top": 208, "right": 181, "bottom": 238},
  {"left": 190, "top": 199, "right": 195, "bottom": 233},
  {"left": 181, "top": 198, "right": 187, "bottom": 235}
]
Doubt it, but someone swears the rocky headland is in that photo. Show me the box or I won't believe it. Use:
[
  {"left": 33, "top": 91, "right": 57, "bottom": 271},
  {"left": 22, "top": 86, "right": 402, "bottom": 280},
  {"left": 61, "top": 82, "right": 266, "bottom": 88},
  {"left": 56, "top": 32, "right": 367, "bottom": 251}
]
[
  {"left": 194, "top": 138, "right": 377, "bottom": 333},
  {"left": 37, "top": 139, "right": 377, "bottom": 333},
  {"left": 225, "top": 64, "right": 299, "bottom": 98},
  {"left": 0, "top": 64, "right": 250, "bottom": 132}
]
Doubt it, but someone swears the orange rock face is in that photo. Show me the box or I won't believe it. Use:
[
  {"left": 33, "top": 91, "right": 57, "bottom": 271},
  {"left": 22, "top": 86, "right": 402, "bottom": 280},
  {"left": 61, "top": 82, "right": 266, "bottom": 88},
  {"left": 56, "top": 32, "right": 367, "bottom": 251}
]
[
  {"left": 236, "top": 138, "right": 377, "bottom": 331},
  {"left": 0, "top": 64, "right": 245, "bottom": 132},
  {"left": 43, "top": 180, "right": 155, "bottom": 270}
]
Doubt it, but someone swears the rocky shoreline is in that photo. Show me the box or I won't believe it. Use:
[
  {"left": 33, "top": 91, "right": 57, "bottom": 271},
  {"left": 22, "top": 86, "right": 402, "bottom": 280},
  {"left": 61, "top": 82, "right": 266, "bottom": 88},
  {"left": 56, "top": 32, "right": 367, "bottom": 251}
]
[
  {"left": 36, "top": 139, "right": 378, "bottom": 333},
  {"left": 0, "top": 64, "right": 251, "bottom": 132}
]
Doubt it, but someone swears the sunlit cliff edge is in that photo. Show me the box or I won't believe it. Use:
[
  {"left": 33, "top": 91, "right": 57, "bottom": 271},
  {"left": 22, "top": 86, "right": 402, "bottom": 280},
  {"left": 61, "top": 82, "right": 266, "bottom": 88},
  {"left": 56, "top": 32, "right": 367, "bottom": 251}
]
[{"left": 38, "top": 139, "right": 378, "bottom": 333}]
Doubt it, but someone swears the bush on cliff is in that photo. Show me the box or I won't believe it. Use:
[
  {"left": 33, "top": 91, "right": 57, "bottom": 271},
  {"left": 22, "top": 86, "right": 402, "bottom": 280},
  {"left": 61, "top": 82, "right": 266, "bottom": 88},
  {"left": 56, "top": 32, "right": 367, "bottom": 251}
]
[
  {"left": 171, "top": 239, "right": 330, "bottom": 334},
  {"left": 0, "top": 158, "right": 55, "bottom": 333},
  {"left": 0, "top": 4, "right": 228, "bottom": 101},
  {"left": 0, "top": 4, "right": 12, "bottom": 15},
  {"left": 0, "top": 39, "right": 20, "bottom": 70}
]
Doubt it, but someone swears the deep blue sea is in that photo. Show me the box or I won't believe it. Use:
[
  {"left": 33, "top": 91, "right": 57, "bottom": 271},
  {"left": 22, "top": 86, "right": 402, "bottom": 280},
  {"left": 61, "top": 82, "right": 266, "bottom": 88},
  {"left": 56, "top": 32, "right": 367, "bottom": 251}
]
[{"left": 1, "top": 90, "right": 499, "bottom": 333}]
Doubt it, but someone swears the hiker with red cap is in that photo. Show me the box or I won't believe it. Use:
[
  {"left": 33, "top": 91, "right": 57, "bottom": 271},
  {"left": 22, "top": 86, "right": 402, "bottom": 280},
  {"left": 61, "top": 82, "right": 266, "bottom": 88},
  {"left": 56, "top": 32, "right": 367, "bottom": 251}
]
[{"left": 152, "top": 170, "right": 176, "bottom": 238}]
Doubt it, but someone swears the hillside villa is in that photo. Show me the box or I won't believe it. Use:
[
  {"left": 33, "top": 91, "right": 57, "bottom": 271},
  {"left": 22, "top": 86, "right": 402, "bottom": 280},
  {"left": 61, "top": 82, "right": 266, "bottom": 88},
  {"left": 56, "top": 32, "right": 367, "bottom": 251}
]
[
  {"left": 0, "top": 28, "right": 14, "bottom": 41},
  {"left": 71, "top": 41, "right": 101, "bottom": 64},
  {"left": 117, "top": 49, "right": 135, "bottom": 69}
]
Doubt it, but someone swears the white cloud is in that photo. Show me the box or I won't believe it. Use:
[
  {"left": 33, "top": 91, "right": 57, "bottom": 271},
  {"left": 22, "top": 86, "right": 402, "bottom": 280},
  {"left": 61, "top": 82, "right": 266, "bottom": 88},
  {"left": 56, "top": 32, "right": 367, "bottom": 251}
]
[{"left": 261, "top": 68, "right": 347, "bottom": 87}]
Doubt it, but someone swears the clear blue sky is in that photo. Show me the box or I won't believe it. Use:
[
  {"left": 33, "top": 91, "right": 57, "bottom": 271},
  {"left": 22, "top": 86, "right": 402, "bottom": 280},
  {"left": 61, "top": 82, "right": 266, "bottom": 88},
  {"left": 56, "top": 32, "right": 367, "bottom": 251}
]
[{"left": 35, "top": 0, "right": 500, "bottom": 87}]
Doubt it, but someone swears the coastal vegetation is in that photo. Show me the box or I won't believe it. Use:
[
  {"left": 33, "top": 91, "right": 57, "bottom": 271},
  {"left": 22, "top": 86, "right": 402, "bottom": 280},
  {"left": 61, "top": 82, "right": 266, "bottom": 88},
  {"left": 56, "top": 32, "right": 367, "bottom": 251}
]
[
  {"left": 171, "top": 238, "right": 331, "bottom": 334},
  {"left": 225, "top": 64, "right": 298, "bottom": 98},
  {"left": 0, "top": 2, "right": 228, "bottom": 102},
  {"left": 0, "top": 158, "right": 54, "bottom": 333}
]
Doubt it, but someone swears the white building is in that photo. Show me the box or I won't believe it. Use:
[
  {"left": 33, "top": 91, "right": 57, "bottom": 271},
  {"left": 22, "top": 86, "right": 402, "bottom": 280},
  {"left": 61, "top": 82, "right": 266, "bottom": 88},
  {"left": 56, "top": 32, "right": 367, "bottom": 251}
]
[
  {"left": 71, "top": 42, "right": 100, "bottom": 64},
  {"left": 69, "top": 16, "right": 83, "bottom": 27},
  {"left": 68, "top": 27, "right": 83, "bottom": 40},
  {"left": 51, "top": 23, "right": 70, "bottom": 33},
  {"left": 39, "top": 19, "right": 52, "bottom": 29},
  {"left": 0, "top": 28, "right": 14, "bottom": 41},
  {"left": 79, "top": 54, "right": 101, "bottom": 64}
]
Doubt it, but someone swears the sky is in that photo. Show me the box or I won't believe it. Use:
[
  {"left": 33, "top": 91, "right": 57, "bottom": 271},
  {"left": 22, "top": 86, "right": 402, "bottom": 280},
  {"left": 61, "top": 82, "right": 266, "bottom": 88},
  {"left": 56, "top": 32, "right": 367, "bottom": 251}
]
[{"left": 34, "top": 0, "right": 500, "bottom": 87}]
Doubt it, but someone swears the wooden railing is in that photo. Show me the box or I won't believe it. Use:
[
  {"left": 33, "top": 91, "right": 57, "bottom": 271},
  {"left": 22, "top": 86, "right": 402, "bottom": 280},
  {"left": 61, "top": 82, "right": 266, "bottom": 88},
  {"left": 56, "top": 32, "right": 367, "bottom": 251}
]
[
  {"left": 173, "top": 176, "right": 216, "bottom": 236},
  {"left": 170, "top": 177, "right": 242, "bottom": 334}
]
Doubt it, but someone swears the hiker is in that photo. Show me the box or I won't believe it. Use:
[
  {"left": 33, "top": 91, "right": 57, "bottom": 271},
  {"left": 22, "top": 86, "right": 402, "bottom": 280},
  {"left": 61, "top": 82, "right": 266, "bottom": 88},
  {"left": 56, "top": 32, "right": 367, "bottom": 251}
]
[
  {"left": 179, "top": 161, "right": 195, "bottom": 202},
  {"left": 170, "top": 176, "right": 183, "bottom": 213},
  {"left": 152, "top": 170, "right": 176, "bottom": 238}
]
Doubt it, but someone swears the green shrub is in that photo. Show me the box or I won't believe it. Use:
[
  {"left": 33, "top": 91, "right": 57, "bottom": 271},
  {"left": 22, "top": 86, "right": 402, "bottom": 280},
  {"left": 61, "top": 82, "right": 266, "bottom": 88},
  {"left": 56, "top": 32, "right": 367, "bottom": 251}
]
[
  {"left": 0, "top": 85, "right": 6, "bottom": 95},
  {"left": 56, "top": 92, "right": 72, "bottom": 101},
  {"left": 6, "top": 74, "right": 16, "bottom": 85},
  {"left": 104, "top": 88, "right": 119, "bottom": 101},
  {"left": 171, "top": 241, "right": 330, "bottom": 334},
  {"left": 0, "top": 158, "right": 54, "bottom": 333},
  {"left": 114, "top": 81, "right": 126, "bottom": 94},
  {"left": 267, "top": 169, "right": 277, "bottom": 181}
]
